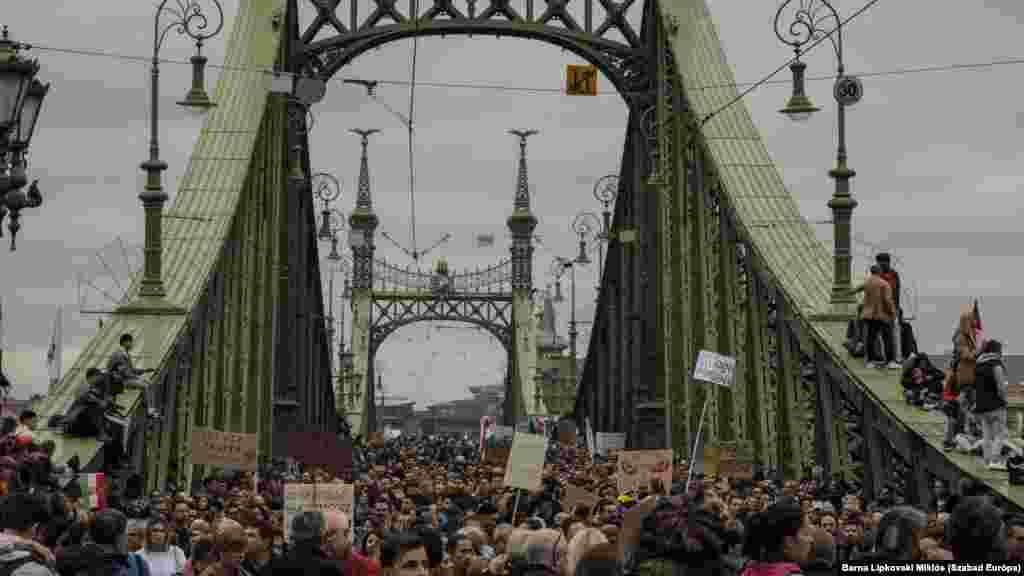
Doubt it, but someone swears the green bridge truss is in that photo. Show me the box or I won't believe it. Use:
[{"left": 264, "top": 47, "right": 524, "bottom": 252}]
[{"left": 30, "top": 0, "right": 1024, "bottom": 509}]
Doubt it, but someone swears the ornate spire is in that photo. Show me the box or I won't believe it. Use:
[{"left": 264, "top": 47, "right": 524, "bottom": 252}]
[
  {"left": 349, "top": 129, "right": 380, "bottom": 291},
  {"left": 508, "top": 129, "right": 538, "bottom": 212},
  {"left": 506, "top": 130, "right": 539, "bottom": 292},
  {"left": 351, "top": 129, "right": 379, "bottom": 211}
]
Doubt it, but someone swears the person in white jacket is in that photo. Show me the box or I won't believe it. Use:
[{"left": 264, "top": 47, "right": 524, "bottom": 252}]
[{"left": 138, "top": 520, "right": 186, "bottom": 576}]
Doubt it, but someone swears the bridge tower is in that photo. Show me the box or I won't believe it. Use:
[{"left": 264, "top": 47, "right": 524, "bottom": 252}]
[
  {"left": 347, "top": 128, "right": 380, "bottom": 437},
  {"left": 506, "top": 130, "right": 539, "bottom": 426}
]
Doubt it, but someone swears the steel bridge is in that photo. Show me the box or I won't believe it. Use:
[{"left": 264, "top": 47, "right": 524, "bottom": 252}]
[{"left": 30, "top": 0, "right": 1024, "bottom": 508}]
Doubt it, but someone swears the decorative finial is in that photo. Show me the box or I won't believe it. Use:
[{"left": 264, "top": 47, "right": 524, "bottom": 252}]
[
  {"left": 508, "top": 130, "right": 539, "bottom": 212},
  {"left": 350, "top": 129, "right": 380, "bottom": 211},
  {"left": 2, "top": 26, "right": 8, "bottom": 41}
]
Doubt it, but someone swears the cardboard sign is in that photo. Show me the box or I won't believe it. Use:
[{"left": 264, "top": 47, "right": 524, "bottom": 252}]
[
  {"left": 287, "top": 432, "right": 353, "bottom": 480},
  {"left": 595, "top": 432, "right": 626, "bottom": 456},
  {"left": 284, "top": 482, "right": 355, "bottom": 542},
  {"left": 317, "top": 482, "right": 355, "bottom": 519},
  {"left": 702, "top": 446, "right": 721, "bottom": 478},
  {"left": 562, "top": 484, "right": 599, "bottom": 510},
  {"left": 617, "top": 449, "right": 673, "bottom": 494},
  {"left": 693, "top": 350, "right": 736, "bottom": 388},
  {"left": 485, "top": 446, "right": 511, "bottom": 466},
  {"left": 717, "top": 445, "right": 755, "bottom": 479},
  {"left": 503, "top": 433, "right": 547, "bottom": 491},
  {"left": 191, "top": 427, "right": 259, "bottom": 470},
  {"left": 284, "top": 483, "right": 317, "bottom": 541}
]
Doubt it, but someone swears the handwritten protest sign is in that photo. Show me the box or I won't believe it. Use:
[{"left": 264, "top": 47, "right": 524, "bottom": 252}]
[
  {"left": 317, "top": 482, "right": 354, "bottom": 516},
  {"left": 617, "top": 449, "right": 673, "bottom": 494},
  {"left": 284, "top": 482, "right": 356, "bottom": 542},
  {"left": 693, "top": 350, "right": 736, "bottom": 388},
  {"left": 595, "top": 432, "right": 625, "bottom": 456},
  {"left": 717, "top": 445, "right": 755, "bottom": 479},
  {"left": 191, "top": 427, "right": 259, "bottom": 470},
  {"left": 485, "top": 447, "right": 511, "bottom": 466},
  {"left": 702, "top": 446, "right": 721, "bottom": 478},
  {"left": 284, "top": 483, "right": 317, "bottom": 541},
  {"left": 562, "top": 484, "right": 599, "bottom": 510},
  {"left": 503, "top": 433, "right": 547, "bottom": 491}
]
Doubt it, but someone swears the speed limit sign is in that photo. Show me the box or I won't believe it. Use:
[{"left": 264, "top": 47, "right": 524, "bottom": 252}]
[{"left": 834, "top": 75, "right": 863, "bottom": 106}]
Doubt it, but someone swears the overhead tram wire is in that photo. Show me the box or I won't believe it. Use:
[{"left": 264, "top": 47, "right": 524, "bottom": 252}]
[
  {"left": 697, "top": 0, "right": 883, "bottom": 129},
  {"left": 28, "top": 41, "right": 1024, "bottom": 98},
  {"left": 407, "top": 20, "right": 421, "bottom": 267}
]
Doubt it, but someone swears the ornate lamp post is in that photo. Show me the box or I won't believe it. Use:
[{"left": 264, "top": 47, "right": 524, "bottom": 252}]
[
  {"left": 0, "top": 26, "right": 50, "bottom": 251},
  {"left": 125, "top": 0, "right": 224, "bottom": 311},
  {"left": 775, "top": 0, "right": 864, "bottom": 314}
]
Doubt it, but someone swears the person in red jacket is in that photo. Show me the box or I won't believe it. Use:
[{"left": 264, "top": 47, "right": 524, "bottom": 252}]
[{"left": 876, "top": 254, "right": 901, "bottom": 318}]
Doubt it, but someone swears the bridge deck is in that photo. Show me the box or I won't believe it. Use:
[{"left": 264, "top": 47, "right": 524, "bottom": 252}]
[{"left": 812, "top": 321, "right": 1019, "bottom": 504}]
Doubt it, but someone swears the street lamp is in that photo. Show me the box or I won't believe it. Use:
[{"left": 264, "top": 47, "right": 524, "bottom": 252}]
[
  {"left": 313, "top": 172, "right": 343, "bottom": 241},
  {"left": 131, "top": 0, "right": 224, "bottom": 307},
  {"left": 775, "top": 0, "right": 863, "bottom": 311},
  {"left": 592, "top": 174, "right": 618, "bottom": 240},
  {"left": 0, "top": 26, "right": 50, "bottom": 250},
  {"left": 573, "top": 211, "right": 600, "bottom": 266}
]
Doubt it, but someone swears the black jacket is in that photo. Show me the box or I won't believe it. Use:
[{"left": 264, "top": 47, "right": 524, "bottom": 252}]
[
  {"left": 974, "top": 353, "right": 1007, "bottom": 414},
  {"left": 260, "top": 545, "right": 345, "bottom": 576},
  {"left": 55, "top": 543, "right": 131, "bottom": 576}
]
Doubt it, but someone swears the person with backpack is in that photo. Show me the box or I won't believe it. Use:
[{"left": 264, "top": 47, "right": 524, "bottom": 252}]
[{"left": 0, "top": 493, "right": 57, "bottom": 576}]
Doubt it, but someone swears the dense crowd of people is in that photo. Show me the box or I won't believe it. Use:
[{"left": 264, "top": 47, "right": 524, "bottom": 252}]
[
  {"left": 0, "top": 423, "right": 1020, "bottom": 576},
  {"left": 0, "top": 253, "right": 1017, "bottom": 574}
]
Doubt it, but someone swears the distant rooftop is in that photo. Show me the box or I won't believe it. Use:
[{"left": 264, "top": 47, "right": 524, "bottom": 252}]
[{"left": 376, "top": 393, "right": 415, "bottom": 408}]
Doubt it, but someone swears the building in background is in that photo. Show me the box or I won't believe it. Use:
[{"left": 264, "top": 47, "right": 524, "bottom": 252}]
[
  {"left": 419, "top": 383, "right": 504, "bottom": 436},
  {"left": 375, "top": 392, "right": 417, "bottom": 435}
]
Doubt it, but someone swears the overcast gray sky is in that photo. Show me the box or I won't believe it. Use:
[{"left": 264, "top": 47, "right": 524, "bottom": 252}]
[{"left": 1, "top": 0, "right": 1021, "bottom": 407}]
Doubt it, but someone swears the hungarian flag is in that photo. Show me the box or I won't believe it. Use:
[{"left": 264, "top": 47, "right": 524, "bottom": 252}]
[{"left": 69, "top": 474, "right": 107, "bottom": 510}]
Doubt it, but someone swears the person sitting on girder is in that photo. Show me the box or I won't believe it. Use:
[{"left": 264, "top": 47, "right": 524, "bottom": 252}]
[
  {"left": 108, "top": 332, "right": 159, "bottom": 419},
  {"left": 63, "top": 368, "right": 115, "bottom": 442}
]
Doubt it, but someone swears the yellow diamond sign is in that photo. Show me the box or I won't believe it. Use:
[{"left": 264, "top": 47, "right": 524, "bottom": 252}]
[{"left": 566, "top": 64, "right": 598, "bottom": 96}]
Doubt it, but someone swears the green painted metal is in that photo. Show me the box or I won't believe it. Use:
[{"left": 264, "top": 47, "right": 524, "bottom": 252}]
[
  {"left": 32, "top": 0, "right": 1024, "bottom": 511},
  {"left": 30, "top": 0, "right": 289, "bottom": 487}
]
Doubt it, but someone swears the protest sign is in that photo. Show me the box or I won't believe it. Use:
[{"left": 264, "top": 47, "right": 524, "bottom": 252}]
[
  {"left": 191, "top": 427, "right": 259, "bottom": 470},
  {"left": 284, "top": 482, "right": 356, "bottom": 542},
  {"left": 317, "top": 482, "right": 355, "bottom": 517},
  {"left": 503, "top": 433, "right": 547, "bottom": 491},
  {"left": 702, "top": 446, "right": 721, "bottom": 478},
  {"left": 693, "top": 350, "right": 736, "bottom": 388},
  {"left": 562, "top": 484, "right": 599, "bottom": 510},
  {"left": 284, "top": 483, "right": 317, "bottom": 541},
  {"left": 287, "top": 432, "right": 353, "bottom": 480},
  {"left": 617, "top": 449, "right": 673, "bottom": 494},
  {"left": 594, "top": 432, "right": 625, "bottom": 456},
  {"left": 717, "top": 445, "right": 755, "bottom": 479}
]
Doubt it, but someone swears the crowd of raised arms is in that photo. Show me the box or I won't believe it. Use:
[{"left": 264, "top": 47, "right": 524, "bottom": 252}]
[{"left": 0, "top": 425, "right": 1019, "bottom": 576}]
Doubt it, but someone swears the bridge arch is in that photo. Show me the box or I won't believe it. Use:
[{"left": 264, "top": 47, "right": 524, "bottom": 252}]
[
  {"left": 289, "top": 0, "right": 656, "bottom": 110},
  {"left": 371, "top": 318, "right": 510, "bottom": 357}
]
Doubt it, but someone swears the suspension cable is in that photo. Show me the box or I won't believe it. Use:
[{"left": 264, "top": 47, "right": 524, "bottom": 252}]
[{"left": 407, "top": 25, "right": 421, "bottom": 266}]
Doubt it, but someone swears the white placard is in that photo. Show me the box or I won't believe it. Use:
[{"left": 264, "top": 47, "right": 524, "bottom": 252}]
[
  {"left": 503, "top": 433, "right": 548, "bottom": 491},
  {"left": 693, "top": 350, "right": 736, "bottom": 388},
  {"left": 595, "top": 432, "right": 626, "bottom": 456}
]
